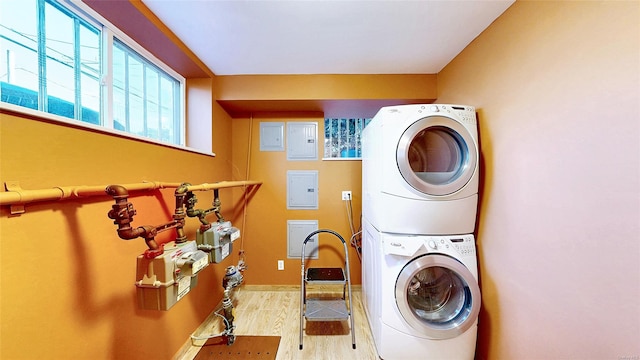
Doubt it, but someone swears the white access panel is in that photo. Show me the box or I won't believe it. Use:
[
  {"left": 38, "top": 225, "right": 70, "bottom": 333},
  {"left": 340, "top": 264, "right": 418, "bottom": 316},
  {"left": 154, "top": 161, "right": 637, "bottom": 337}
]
[
  {"left": 287, "top": 122, "right": 318, "bottom": 160},
  {"left": 287, "top": 220, "right": 318, "bottom": 259},
  {"left": 260, "top": 122, "right": 285, "bottom": 151},
  {"left": 287, "top": 170, "right": 318, "bottom": 210}
]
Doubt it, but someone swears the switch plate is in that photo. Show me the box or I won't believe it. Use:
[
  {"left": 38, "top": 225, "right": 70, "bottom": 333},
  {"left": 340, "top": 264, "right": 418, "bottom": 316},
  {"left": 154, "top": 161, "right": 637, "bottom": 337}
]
[
  {"left": 342, "top": 191, "right": 352, "bottom": 200},
  {"left": 277, "top": 260, "right": 284, "bottom": 270}
]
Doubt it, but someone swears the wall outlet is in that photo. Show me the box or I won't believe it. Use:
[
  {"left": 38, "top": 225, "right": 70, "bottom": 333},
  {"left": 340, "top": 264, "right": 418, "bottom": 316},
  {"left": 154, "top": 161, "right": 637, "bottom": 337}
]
[
  {"left": 277, "top": 260, "right": 284, "bottom": 270},
  {"left": 341, "top": 190, "right": 352, "bottom": 200}
]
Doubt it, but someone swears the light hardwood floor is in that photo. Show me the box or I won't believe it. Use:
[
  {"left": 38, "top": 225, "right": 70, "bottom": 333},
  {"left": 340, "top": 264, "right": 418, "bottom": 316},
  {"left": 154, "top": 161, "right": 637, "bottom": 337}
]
[{"left": 175, "top": 286, "right": 378, "bottom": 360}]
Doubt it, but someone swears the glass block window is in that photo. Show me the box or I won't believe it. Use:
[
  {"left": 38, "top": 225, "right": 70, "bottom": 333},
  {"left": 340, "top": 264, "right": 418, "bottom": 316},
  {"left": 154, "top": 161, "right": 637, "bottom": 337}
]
[{"left": 324, "top": 118, "right": 371, "bottom": 159}]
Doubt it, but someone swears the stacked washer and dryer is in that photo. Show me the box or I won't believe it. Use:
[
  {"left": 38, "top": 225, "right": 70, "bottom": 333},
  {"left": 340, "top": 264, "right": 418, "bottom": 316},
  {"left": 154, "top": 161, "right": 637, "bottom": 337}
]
[{"left": 361, "top": 104, "right": 482, "bottom": 359}]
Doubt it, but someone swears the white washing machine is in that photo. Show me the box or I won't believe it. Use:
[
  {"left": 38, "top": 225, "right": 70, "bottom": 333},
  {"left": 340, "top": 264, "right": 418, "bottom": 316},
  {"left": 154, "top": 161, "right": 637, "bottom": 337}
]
[
  {"left": 362, "top": 104, "right": 479, "bottom": 235},
  {"left": 362, "top": 219, "right": 481, "bottom": 360}
]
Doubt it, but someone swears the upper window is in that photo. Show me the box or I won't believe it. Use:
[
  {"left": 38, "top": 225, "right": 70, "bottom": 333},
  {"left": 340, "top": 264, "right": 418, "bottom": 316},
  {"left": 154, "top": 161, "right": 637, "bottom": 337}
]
[
  {"left": 0, "top": 0, "right": 184, "bottom": 146},
  {"left": 324, "top": 118, "right": 371, "bottom": 160}
]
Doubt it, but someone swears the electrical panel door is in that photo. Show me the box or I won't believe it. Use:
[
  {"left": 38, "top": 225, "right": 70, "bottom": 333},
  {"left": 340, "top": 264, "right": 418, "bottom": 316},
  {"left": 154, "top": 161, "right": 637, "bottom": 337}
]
[
  {"left": 260, "top": 122, "right": 285, "bottom": 151},
  {"left": 287, "top": 220, "right": 319, "bottom": 259},
  {"left": 287, "top": 170, "right": 318, "bottom": 209},
  {"left": 287, "top": 122, "right": 318, "bottom": 160}
]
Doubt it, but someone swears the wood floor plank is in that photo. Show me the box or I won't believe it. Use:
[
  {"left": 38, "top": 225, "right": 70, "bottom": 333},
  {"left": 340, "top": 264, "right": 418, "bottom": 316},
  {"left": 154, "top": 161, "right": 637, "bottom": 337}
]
[{"left": 175, "top": 288, "right": 378, "bottom": 360}]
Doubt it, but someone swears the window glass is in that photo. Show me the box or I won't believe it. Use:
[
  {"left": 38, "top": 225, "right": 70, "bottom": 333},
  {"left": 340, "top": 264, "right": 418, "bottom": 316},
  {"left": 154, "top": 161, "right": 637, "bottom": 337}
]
[
  {"left": 146, "top": 67, "right": 159, "bottom": 140},
  {"left": 126, "top": 53, "right": 144, "bottom": 135},
  {"left": 79, "top": 25, "right": 100, "bottom": 124},
  {"left": 1, "top": 0, "right": 39, "bottom": 110},
  {"left": 45, "top": 1, "right": 75, "bottom": 117},
  {"left": 324, "top": 118, "right": 371, "bottom": 159},
  {"left": 112, "top": 44, "right": 126, "bottom": 131},
  {"left": 160, "top": 75, "right": 177, "bottom": 143}
]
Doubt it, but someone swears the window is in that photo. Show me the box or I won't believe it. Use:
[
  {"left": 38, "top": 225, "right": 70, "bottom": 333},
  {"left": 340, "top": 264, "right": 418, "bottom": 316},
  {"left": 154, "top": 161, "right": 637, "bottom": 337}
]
[
  {"left": 0, "top": 0, "right": 184, "bottom": 146},
  {"left": 324, "top": 118, "right": 371, "bottom": 159},
  {"left": 112, "top": 40, "right": 181, "bottom": 143}
]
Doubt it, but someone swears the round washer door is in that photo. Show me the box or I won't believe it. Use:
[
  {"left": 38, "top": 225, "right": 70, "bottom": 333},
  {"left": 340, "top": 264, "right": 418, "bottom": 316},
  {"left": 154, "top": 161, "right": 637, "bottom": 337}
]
[
  {"left": 396, "top": 116, "right": 477, "bottom": 196},
  {"left": 395, "top": 254, "right": 481, "bottom": 339}
]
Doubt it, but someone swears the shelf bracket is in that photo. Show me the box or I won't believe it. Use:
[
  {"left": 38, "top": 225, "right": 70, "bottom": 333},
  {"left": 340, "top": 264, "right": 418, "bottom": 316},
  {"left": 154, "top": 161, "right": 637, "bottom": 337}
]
[{"left": 5, "top": 181, "right": 26, "bottom": 215}]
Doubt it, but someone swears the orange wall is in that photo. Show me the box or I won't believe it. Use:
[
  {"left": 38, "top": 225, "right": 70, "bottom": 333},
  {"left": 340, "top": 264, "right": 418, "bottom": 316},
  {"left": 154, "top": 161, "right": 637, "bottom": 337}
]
[
  {"left": 437, "top": 1, "right": 640, "bottom": 358},
  {"left": 231, "top": 112, "right": 363, "bottom": 286},
  {"left": 215, "top": 74, "right": 437, "bottom": 100},
  {"left": 4, "top": 1, "right": 638, "bottom": 359},
  {"left": 0, "top": 99, "right": 236, "bottom": 359}
]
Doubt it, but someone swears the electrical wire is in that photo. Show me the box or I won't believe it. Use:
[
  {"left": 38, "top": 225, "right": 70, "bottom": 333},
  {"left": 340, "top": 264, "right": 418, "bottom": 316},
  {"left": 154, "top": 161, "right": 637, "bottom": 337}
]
[
  {"left": 344, "top": 196, "right": 362, "bottom": 260},
  {"left": 238, "top": 114, "right": 253, "bottom": 266},
  {"left": 349, "top": 230, "right": 363, "bottom": 261},
  {"left": 344, "top": 197, "right": 355, "bottom": 235}
]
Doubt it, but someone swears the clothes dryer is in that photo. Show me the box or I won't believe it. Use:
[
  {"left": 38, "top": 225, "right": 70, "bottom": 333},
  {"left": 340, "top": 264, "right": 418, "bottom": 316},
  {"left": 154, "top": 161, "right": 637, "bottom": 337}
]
[
  {"left": 362, "top": 104, "right": 479, "bottom": 235},
  {"left": 362, "top": 219, "right": 481, "bottom": 360}
]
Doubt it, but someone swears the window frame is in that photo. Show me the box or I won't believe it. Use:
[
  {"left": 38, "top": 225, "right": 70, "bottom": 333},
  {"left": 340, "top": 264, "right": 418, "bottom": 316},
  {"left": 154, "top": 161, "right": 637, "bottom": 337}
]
[{"left": 0, "top": 0, "right": 197, "bottom": 154}]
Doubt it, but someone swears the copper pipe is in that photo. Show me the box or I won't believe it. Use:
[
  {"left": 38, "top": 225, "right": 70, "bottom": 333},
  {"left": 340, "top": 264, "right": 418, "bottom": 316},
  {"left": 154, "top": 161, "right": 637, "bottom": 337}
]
[
  {"left": 106, "top": 184, "right": 188, "bottom": 256},
  {"left": 106, "top": 185, "right": 155, "bottom": 241}
]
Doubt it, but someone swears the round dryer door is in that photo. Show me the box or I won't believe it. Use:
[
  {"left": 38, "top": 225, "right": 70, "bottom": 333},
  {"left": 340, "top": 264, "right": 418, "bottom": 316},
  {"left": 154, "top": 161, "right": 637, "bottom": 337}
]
[
  {"left": 395, "top": 254, "right": 481, "bottom": 339},
  {"left": 397, "top": 116, "right": 477, "bottom": 196}
]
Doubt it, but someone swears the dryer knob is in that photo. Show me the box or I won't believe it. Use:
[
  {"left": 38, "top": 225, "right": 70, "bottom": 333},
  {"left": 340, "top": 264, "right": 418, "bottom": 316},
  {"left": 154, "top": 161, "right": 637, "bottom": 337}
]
[
  {"left": 428, "top": 240, "right": 437, "bottom": 249},
  {"left": 430, "top": 105, "right": 439, "bottom": 112}
]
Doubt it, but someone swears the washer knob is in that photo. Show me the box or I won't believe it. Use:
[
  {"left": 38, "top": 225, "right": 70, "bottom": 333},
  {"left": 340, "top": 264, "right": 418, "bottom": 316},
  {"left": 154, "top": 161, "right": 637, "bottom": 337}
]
[
  {"left": 430, "top": 105, "right": 439, "bottom": 112},
  {"left": 428, "top": 240, "right": 437, "bottom": 249}
]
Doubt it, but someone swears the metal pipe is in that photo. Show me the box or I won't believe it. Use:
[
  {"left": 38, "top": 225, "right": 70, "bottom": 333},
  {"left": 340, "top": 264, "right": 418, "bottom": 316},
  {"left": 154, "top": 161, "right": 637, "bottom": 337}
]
[
  {"left": 106, "top": 184, "right": 187, "bottom": 258},
  {"left": 183, "top": 181, "right": 261, "bottom": 192},
  {"left": 105, "top": 184, "right": 149, "bottom": 240},
  {"left": 186, "top": 192, "right": 216, "bottom": 226},
  {"left": 212, "top": 189, "right": 223, "bottom": 222},
  {"left": 173, "top": 183, "right": 190, "bottom": 243},
  {"left": 0, "top": 181, "right": 181, "bottom": 204},
  {"left": 1, "top": 180, "right": 260, "bottom": 214}
]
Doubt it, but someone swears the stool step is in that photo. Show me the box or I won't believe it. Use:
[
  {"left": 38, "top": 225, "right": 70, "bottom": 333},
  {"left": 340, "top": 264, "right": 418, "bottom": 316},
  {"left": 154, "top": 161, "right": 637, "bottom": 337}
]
[
  {"left": 304, "top": 298, "right": 349, "bottom": 321},
  {"left": 306, "top": 267, "right": 345, "bottom": 284}
]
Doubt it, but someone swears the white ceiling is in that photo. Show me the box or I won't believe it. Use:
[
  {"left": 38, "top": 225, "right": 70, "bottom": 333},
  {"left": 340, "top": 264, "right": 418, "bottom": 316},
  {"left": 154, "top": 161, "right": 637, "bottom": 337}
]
[{"left": 142, "top": 0, "right": 514, "bottom": 76}]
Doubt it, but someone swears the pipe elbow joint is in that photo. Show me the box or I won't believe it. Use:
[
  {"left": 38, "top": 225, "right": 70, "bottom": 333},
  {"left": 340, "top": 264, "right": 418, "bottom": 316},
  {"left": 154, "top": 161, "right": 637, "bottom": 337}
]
[
  {"left": 116, "top": 227, "right": 141, "bottom": 240},
  {"left": 105, "top": 184, "right": 129, "bottom": 199},
  {"left": 116, "top": 225, "right": 154, "bottom": 240}
]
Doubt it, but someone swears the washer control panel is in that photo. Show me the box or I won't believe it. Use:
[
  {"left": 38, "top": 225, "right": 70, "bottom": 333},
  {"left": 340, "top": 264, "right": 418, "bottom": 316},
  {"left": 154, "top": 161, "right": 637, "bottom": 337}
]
[
  {"left": 381, "top": 233, "right": 476, "bottom": 257},
  {"left": 448, "top": 235, "right": 476, "bottom": 256},
  {"left": 426, "top": 234, "right": 475, "bottom": 255}
]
